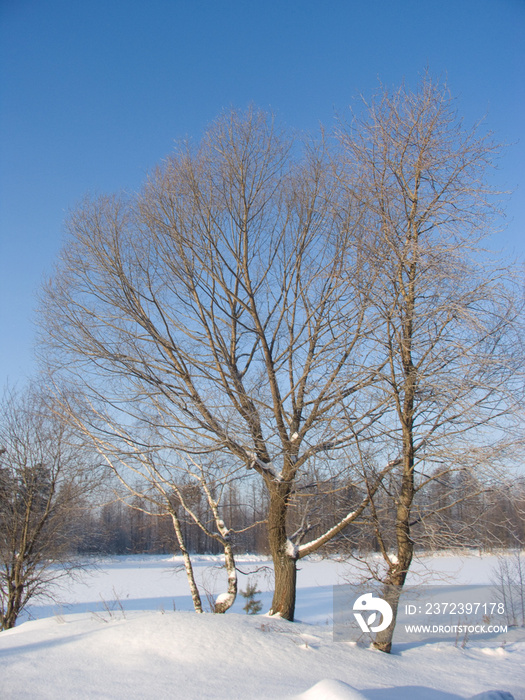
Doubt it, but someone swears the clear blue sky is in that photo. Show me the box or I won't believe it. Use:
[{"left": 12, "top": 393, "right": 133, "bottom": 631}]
[{"left": 1, "top": 0, "right": 524, "bottom": 386}]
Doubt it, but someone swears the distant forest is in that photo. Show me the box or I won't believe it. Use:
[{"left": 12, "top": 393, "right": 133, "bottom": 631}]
[{"left": 77, "top": 473, "right": 525, "bottom": 556}]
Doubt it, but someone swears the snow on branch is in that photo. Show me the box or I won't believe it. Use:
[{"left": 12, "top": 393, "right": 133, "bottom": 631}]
[{"left": 247, "top": 452, "right": 281, "bottom": 481}]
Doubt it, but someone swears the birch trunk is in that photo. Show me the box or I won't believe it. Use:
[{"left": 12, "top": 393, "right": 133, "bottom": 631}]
[{"left": 170, "top": 511, "right": 203, "bottom": 614}]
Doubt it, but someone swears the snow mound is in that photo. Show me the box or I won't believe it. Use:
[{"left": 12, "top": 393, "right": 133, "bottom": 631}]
[
  {"left": 296, "top": 679, "right": 368, "bottom": 699},
  {"left": 478, "top": 647, "right": 508, "bottom": 657},
  {"left": 2, "top": 555, "right": 524, "bottom": 699},
  {"left": 3, "top": 610, "right": 523, "bottom": 700}
]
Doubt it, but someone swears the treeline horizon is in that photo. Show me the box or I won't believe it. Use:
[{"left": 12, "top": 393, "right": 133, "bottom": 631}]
[{"left": 75, "top": 473, "right": 525, "bottom": 556}]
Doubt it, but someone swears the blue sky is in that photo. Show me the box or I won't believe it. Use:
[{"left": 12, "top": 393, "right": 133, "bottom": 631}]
[{"left": 1, "top": 0, "right": 524, "bottom": 385}]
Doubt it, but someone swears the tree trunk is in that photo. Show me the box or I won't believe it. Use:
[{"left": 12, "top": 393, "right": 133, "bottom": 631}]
[
  {"left": 214, "top": 540, "right": 238, "bottom": 614},
  {"left": 2, "top": 572, "right": 23, "bottom": 630},
  {"left": 372, "top": 552, "right": 411, "bottom": 652},
  {"left": 373, "top": 401, "right": 415, "bottom": 652},
  {"left": 270, "top": 548, "right": 297, "bottom": 620},
  {"left": 170, "top": 511, "right": 203, "bottom": 614},
  {"left": 373, "top": 251, "right": 417, "bottom": 652},
  {"left": 267, "top": 482, "right": 297, "bottom": 620}
]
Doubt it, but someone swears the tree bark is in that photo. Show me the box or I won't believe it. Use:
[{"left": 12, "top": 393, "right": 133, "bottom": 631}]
[
  {"left": 214, "top": 540, "right": 238, "bottom": 614},
  {"left": 372, "top": 544, "right": 413, "bottom": 652},
  {"left": 267, "top": 481, "right": 297, "bottom": 620},
  {"left": 373, "top": 339, "right": 416, "bottom": 652},
  {"left": 170, "top": 511, "right": 203, "bottom": 614},
  {"left": 3, "top": 576, "right": 23, "bottom": 630},
  {"left": 372, "top": 579, "right": 404, "bottom": 653}
]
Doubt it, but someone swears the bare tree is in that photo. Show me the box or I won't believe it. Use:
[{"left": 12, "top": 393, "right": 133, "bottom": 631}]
[
  {"left": 336, "top": 76, "right": 523, "bottom": 651},
  {"left": 63, "top": 396, "right": 243, "bottom": 614},
  {"left": 0, "top": 385, "right": 98, "bottom": 630},
  {"left": 41, "top": 107, "right": 391, "bottom": 620},
  {"left": 491, "top": 550, "right": 525, "bottom": 628}
]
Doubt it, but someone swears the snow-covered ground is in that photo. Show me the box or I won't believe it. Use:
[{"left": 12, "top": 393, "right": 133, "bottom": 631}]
[{"left": 1, "top": 552, "right": 523, "bottom": 699}]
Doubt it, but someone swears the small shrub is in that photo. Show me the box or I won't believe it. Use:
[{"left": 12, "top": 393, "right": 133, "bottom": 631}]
[{"left": 241, "top": 581, "right": 262, "bottom": 615}]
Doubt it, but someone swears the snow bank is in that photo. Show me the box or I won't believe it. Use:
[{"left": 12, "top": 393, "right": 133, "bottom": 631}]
[
  {"left": 1, "top": 610, "right": 523, "bottom": 699},
  {"left": 296, "top": 679, "right": 368, "bottom": 699},
  {"left": 0, "top": 553, "right": 523, "bottom": 699}
]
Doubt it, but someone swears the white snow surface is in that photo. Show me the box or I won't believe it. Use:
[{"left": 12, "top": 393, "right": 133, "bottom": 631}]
[{"left": 1, "top": 551, "right": 524, "bottom": 699}]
